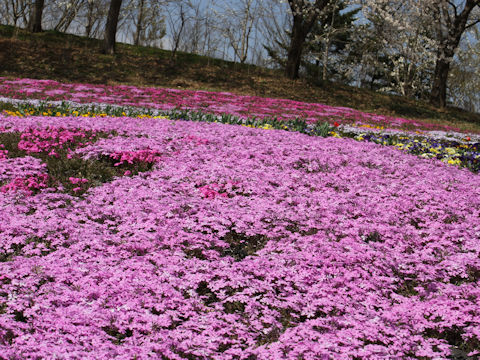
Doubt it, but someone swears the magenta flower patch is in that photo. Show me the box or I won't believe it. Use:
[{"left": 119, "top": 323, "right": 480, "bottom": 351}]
[
  {"left": 17, "top": 127, "right": 98, "bottom": 156},
  {"left": 0, "top": 173, "right": 50, "bottom": 195},
  {"left": 0, "top": 144, "right": 7, "bottom": 159},
  {"left": 109, "top": 149, "right": 162, "bottom": 166}
]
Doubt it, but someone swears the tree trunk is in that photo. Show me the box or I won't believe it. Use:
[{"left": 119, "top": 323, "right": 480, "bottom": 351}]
[
  {"left": 285, "top": 18, "right": 307, "bottom": 79},
  {"left": 134, "top": 0, "right": 145, "bottom": 46},
  {"left": 284, "top": 0, "right": 330, "bottom": 79},
  {"left": 28, "top": 0, "right": 45, "bottom": 33},
  {"left": 170, "top": 4, "right": 186, "bottom": 63},
  {"left": 85, "top": 0, "right": 95, "bottom": 37},
  {"left": 55, "top": 8, "right": 77, "bottom": 33},
  {"left": 102, "top": 0, "right": 123, "bottom": 55},
  {"left": 429, "top": 0, "right": 478, "bottom": 108},
  {"left": 322, "top": 40, "right": 330, "bottom": 81},
  {"left": 430, "top": 57, "right": 450, "bottom": 108}
]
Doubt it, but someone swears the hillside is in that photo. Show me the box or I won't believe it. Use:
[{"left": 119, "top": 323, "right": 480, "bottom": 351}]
[{"left": 1, "top": 24, "right": 479, "bottom": 133}]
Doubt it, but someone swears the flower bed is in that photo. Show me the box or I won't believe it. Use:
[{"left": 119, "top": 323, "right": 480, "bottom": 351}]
[
  {"left": 2, "top": 99, "right": 480, "bottom": 173},
  {"left": 1, "top": 113, "right": 479, "bottom": 359},
  {"left": 0, "top": 77, "right": 465, "bottom": 132}
]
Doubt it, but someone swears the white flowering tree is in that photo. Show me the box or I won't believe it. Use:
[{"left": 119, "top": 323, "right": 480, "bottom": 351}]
[
  {"left": 355, "top": 0, "right": 479, "bottom": 107},
  {"left": 305, "top": 0, "right": 359, "bottom": 82},
  {"left": 355, "top": 0, "right": 437, "bottom": 98}
]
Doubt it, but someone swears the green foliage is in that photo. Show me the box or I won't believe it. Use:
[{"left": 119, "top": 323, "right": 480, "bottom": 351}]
[
  {"left": 220, "top": 231, "right": 269, "bottom": 261},
  {"left": 0, "top": 102, "right": 17, "bottom": 113},
  {"left": 265, "top": 1, "right": 360, "bottom": 81},
  {"left": 0, "top": 132, "right": 24, "bottom": 157},
  {"left": 12, "top": 101, "right": 156, "bottom": 118},
  {"left": 304, "top": 1, "right": 361, "bottom": 81},
  {"left": 313, "top": 121, "right": 334, "bottom": 137}
]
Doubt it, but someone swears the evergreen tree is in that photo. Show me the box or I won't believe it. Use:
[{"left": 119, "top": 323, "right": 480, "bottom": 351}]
[{"left": 303, "top": 0, "right": 360, "bottom": 82}]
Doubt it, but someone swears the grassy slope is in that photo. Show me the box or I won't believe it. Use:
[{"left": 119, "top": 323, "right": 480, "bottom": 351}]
[{"left": 1, "top": 24, "right": 479, "bottom": 133}]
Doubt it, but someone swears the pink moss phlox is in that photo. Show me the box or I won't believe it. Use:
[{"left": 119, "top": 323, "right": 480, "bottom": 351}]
[
  {"left": 110, "top": 149, "right": 162, "bottom": 166},
  {"left": 17, "top": 126, "right": 96, "bottom": 155},
  {"left": 184, "top": 135, "right": 209, "bottom": 145},
  {"left": 1, "top": 173, "right": 50, "bottom": 195},
  {"left": 198, "top": 183, "right": 228, "bottom": 199},
  {"left": 0, "top": 113, "right": 479, "bottom": 358},
  {"left": 0, "top": 144, "right": 7, "bottom": 159},
  {"left": 197, "top": 180, "right": 245, "bottom": 199},
  {"left": 0, "top": 156, "right": 47, "bottom": 183},
  {"left": 68, "top": 177, "right": 88, "bottom": 185}
]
